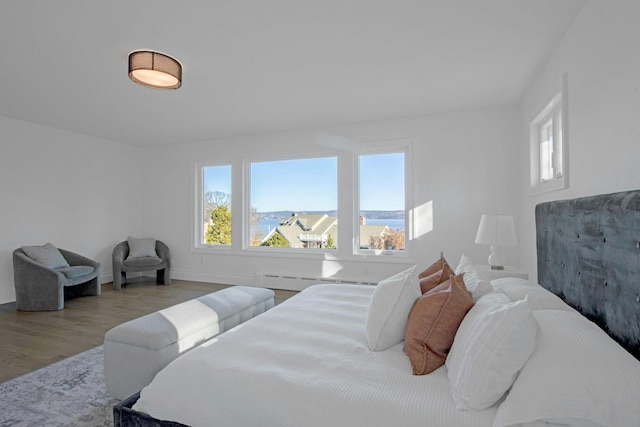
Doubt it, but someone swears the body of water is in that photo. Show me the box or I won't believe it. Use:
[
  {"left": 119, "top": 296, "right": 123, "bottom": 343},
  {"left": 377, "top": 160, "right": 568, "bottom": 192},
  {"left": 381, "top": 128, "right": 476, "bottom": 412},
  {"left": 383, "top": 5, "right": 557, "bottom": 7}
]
[{"left": 251, "top": 217, "right": 405, "bottom": 238}]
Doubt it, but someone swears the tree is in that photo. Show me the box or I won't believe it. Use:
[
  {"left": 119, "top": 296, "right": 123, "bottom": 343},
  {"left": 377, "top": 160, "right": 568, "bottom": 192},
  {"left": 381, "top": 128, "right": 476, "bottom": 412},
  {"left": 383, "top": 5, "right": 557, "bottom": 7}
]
[
  {"left": 249, "top": 206, "right": 263, "bottom": 246},
  {"left": 261, "top": 233, "right": 290, "bottom": 247},
  {"left": 204, "top": 191, "right": 231, "bottom": 226},
  {"left": 205, "top": 205, "right": 232, "bottom": 244},
  {"left": 368, "top": 229, "right": 405, "bottom": 250},
  {"left": 325, "top": 233, "right": 336, "bottom": 249},
  {"left": 384, "top": 229, "right": 405, "bottom": 250}
]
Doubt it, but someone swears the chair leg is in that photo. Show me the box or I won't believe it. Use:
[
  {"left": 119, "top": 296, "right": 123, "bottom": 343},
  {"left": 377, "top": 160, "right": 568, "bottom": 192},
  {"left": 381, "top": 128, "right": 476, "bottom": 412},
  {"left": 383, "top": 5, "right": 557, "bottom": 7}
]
[
  {"left": 71, "top": 278, "right": 100, "bottom": 297},
  {"left": 84, "top": 277, "right": 101, "bottom": 296},
  {"left": 157, "top": 268, "right": 170, "bottom": 285}
]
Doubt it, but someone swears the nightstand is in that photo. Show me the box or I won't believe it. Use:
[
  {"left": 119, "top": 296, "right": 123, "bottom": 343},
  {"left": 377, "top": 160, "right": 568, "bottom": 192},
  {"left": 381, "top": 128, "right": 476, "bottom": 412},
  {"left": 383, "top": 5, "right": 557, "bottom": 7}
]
[{"left": 476, "top": 265, "right": 529, "bottom": 281}]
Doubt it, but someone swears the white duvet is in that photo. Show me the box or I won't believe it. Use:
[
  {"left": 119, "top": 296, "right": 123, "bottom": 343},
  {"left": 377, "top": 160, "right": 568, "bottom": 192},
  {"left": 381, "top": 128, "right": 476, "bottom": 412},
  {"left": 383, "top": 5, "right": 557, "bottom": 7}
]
[{"left": 133, "top": 284, "right": 498, "bottom": 426}]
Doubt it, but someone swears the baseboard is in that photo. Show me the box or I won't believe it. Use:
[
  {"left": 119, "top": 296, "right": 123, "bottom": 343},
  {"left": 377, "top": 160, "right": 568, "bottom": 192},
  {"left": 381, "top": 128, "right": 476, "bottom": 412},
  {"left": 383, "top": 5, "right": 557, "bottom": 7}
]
[{"left": 170, "top": 269, "right": 258, "bottom": 287}]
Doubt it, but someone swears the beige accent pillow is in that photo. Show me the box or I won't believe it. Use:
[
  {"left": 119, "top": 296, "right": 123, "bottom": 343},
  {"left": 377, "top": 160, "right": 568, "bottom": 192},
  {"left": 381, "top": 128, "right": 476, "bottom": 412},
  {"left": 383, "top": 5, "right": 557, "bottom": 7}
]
[
  {"left": 419, "top": 262, "right": 454, "bottom": 294},
  {"left": 418, "top": 252, "right": 450, "bottom": 279},
  {"left": 405, "top": 274, "right": 474, "bottom": 375}
]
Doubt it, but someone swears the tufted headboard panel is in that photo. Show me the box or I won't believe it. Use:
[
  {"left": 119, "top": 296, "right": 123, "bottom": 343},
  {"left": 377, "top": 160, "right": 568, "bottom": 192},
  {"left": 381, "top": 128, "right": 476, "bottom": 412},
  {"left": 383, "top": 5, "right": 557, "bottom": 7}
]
[{"left": 536, "top": 190, "right": 640, "bottom": 359}]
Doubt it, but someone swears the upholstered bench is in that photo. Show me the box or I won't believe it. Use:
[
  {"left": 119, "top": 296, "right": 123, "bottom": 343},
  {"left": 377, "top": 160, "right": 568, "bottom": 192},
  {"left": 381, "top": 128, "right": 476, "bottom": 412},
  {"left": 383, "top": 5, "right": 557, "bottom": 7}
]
[{"left": 104, "top": 285, "right": 275, "bottom": 399}]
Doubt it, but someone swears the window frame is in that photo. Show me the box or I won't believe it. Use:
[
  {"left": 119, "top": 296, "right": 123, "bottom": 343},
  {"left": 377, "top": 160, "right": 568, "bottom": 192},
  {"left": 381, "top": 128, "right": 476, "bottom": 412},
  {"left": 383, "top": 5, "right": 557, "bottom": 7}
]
[
  {"left": 529, "top": 73, "right": 569, "bottom": 195},
  {"left": 244, "top": 154, "right": 339, "bottom": 253},
  {"left": 192, "top": 140, "right": 412, "bottom": 260},
  {"left": 194, "top": 162, "right": 234, "bottom": 251},
  {"left": 353, "top": 144, "right": 412, "bottom": 258}
]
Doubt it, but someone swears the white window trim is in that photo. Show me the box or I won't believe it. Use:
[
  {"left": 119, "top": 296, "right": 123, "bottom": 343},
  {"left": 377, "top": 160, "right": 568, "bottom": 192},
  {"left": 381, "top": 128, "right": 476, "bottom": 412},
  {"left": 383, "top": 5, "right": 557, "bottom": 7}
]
[
  {"left": 529, "top": 73, "right": 569, "bottom": 195},
  {"left": 242, "top": 153, "right": 339, "bottom": 253},
  {"left": 353, "top": 141, "right": 413, "bottom": 258},
  {"left": 192, "top": 140, "right": 413, "bottom": 261},
  {"left": 193, "top": 161, "right": 234, "bottom": 251}
]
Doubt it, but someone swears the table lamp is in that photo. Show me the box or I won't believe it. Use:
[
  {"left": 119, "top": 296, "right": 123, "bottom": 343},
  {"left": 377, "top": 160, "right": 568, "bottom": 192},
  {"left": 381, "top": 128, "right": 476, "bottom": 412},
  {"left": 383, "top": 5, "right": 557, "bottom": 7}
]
[{"left": 475, "top": 214, "right": 517, "bottom": 270}]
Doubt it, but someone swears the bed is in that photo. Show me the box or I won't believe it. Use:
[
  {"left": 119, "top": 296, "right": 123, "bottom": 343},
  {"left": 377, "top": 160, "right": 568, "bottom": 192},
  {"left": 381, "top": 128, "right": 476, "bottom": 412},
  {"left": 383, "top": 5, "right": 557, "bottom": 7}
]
[{"left": 114, "top": 190, "right": 640, "bottom": 427}]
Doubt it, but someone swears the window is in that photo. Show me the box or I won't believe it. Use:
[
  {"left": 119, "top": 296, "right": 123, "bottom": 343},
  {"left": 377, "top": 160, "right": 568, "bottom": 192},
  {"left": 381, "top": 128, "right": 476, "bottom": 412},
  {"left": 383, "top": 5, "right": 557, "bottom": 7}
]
[
  {"left": 249, "top": 157, "right": 338, "bottom": 249},
  {"left": 530, "top": 74, "right": 568, "bottom": 194},
  {"left": 358, "top": 152, "right": 406, "bottom": 253},
  {"left": 194, "top": 143, "right": 410, "bottom": 257},
  {"left": 200, "top": 165, "right": 232, "bottom": 246}
]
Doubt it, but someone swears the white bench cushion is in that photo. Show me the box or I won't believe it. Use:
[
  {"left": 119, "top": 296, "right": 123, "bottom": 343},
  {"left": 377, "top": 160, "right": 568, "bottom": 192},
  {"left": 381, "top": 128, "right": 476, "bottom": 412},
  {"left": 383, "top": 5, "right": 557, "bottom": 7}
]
[{"left": 104, "top": 286, "right": 275, "bottom": 399}]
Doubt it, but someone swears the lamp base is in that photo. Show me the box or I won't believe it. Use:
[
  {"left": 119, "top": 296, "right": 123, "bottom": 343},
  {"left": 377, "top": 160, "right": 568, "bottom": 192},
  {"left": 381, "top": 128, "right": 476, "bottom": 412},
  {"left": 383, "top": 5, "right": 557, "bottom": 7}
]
[{"left": 487, "top": 245, "right": 506, "bottom": 271}]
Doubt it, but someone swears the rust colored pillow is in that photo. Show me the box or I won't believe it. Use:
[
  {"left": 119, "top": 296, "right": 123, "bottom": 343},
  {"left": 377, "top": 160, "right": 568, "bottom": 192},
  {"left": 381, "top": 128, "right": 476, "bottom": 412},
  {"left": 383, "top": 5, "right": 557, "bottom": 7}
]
[
  {"left": 418, "top": 252, "right": 450, "bottom": 279},
  {"left": 419, "top": 262, "right": 454, "bottom": 293},
  {"left": 405, "top": 274, "right": 475, "bottom": 375}
]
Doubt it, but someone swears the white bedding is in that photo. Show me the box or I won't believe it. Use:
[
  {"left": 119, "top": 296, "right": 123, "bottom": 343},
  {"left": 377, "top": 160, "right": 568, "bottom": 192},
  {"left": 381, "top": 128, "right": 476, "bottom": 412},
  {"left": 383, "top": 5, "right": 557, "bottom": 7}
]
[{"left": 133, "top": 284, "right": 498, "bottom": 426}]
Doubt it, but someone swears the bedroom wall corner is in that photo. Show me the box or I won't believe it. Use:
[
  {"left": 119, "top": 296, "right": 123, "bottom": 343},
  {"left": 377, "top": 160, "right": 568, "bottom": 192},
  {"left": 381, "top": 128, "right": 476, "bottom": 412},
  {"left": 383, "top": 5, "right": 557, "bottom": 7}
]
[
  {"left": 0, "top": 116, "right": 145, "bottom": 304},
  {"left": 517, "top": 0, "right": 640, "bottom": 282}
]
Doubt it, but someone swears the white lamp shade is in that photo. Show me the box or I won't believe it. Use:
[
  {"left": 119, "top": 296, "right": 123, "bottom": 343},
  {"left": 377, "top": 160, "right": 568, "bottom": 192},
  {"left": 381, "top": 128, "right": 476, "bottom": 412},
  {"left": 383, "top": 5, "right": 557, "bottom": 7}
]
[{"left": 475, "top": 214, "right": 517, "bottom": 246}]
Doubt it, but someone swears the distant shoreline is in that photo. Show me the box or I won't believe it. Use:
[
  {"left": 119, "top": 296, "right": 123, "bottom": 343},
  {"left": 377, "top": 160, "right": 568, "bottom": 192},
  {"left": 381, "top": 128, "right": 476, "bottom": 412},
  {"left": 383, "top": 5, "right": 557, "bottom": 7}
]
[
  {"left": 251, "top": 216, "right": 405, "bottom": 237},
  {"left": 254, "top": 210, "right": 405, "bottom": 220}
]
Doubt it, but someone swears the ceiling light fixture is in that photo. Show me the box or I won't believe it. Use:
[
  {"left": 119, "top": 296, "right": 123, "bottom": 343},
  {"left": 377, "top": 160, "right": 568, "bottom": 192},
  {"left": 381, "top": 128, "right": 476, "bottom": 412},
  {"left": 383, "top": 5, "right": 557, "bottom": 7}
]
[{"left": 128, "top": 50, "right": 182, "bottom": 90}]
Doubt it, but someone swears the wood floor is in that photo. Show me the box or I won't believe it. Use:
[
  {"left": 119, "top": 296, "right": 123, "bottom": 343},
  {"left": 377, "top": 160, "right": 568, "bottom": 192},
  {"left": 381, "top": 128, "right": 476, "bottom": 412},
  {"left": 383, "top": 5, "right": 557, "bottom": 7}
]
[{"left": 0, "top": 278, "right": 297, "bottom": 383}]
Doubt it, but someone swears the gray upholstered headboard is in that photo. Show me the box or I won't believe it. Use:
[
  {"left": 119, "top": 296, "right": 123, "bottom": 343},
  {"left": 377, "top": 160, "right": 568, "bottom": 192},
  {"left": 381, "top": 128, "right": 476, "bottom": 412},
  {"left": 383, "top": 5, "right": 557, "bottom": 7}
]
[{"left": 536, "top": 190, "right": 640, "bottom": 359}]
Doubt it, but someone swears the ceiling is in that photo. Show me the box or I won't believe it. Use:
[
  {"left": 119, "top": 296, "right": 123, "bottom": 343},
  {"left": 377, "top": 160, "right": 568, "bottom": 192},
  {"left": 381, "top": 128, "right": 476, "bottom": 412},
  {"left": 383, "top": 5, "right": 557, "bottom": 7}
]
[{"left": 0, "top": 0, "right": 586, "bottom": 146}]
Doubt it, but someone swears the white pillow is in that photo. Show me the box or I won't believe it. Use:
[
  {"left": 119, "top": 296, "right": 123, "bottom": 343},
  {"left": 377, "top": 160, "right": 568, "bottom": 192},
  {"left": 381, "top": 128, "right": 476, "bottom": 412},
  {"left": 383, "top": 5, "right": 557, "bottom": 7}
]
[
  {"left": 366, "top": 266, "right": 420, "bottom": 351},
  {"left": 446, "top": 289, "right": 537, "bottom": 410},
  {"left": 127, "top": 237, "right": 158, "bottom": 259},
  {"left": 491, "top": 277, "right": 576, "bottom": 312},
  {"left": 494, "top": 310, "right": 640, "bottom": 427},
  {"left": 454, "top": 254, "right": 493, "bottom": 301}
]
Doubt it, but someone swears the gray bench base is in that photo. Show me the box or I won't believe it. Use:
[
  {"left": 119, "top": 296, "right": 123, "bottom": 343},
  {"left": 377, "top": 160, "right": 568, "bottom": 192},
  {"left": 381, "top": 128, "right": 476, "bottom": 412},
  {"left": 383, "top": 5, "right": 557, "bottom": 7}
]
[{"left": 104, "top": 285, "right": 275, "bottom": 400}]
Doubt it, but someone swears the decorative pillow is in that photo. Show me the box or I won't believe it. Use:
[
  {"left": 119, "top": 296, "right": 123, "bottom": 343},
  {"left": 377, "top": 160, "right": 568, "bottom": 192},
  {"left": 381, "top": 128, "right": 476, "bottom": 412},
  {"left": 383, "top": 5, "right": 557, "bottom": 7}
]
[
  {"left": 419, "top": 262, "right": 454, "bottom": 293},
  {"left": 491, "top": 277, "right": 576, "bottom": 312},
  {"left": 493, "top": 310, "right": 640, "bottom": 427},
  {"left": 446, "top": 289, "right": 538, "bottom": 410},
  {"left": 454, "top": 253, "right": 474, "bottom": 275},
  {"left": 366, "top": 266, "right": 420, "bottom": 352},
  {"left": 418, "top": 252, "right": 449, "bottom": 279},
  {"left": 454, "top": 253, "right": 493, "bottom": 301},
  {"left": 21, "top": 242, "right": 69, "bottom": 269},
  {"left": 405, "top": 274, "right": 474, "bottom": 375},
  {"left": 127, "top": 237, "right": 158, "bottom": 259}
]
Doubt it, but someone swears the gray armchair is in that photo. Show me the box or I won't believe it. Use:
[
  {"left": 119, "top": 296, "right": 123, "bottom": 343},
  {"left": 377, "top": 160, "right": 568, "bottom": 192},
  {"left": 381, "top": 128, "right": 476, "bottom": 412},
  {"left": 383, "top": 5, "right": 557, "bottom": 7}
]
[
  {"left": 112, "top": 239, "right": 171, "bottom": 290},
  {"left": 13, "top": 247, "right": 101, "bottom": 311}
]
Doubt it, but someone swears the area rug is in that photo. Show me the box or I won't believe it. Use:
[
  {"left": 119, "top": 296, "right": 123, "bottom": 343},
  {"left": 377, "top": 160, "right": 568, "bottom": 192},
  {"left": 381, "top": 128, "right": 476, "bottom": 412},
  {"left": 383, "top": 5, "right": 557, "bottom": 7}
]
[{"left": 0, "top": 345, "right": 116, "bottom": 427}]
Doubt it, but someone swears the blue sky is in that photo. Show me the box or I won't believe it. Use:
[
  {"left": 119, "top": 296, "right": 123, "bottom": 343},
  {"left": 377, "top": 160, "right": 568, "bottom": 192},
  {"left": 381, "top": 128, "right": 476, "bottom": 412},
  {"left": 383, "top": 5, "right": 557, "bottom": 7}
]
[
  {"left": 359, "top": 152, "right": 404, "bottom": 211},
  {"left": 204, "top": 153, "right": 404, "bottom": 212}
]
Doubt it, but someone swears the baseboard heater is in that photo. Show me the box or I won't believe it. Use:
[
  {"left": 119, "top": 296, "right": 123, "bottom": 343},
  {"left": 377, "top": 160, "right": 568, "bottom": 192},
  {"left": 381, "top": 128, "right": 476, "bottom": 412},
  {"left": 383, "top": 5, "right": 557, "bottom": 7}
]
[{"left": 258, "top": 273, "right": 376, "bottom": 291}]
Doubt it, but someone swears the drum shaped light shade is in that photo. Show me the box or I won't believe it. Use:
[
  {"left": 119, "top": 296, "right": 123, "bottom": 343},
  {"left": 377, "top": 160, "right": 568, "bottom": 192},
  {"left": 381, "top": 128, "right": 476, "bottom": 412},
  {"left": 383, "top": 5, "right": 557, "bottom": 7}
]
[{"left": 128, "top": 51, "right": 182, "bottom": 90}]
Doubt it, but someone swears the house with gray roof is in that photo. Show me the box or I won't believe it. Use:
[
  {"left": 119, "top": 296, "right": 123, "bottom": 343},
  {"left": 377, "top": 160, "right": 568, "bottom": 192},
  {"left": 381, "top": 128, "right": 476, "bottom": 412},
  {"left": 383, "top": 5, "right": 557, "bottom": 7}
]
[{"left": 263, "top": 213, "right": 389, "bottom": 249}]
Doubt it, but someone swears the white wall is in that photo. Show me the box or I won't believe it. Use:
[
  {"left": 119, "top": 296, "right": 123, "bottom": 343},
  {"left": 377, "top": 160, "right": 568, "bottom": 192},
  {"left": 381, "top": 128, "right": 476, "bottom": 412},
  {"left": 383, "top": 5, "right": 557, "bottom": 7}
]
[
  {"left": 0, "top": 117, "right": 143, "bottom": 304},
  {"left": 7, "top": 0, "right": 638, "bottom": 301},
  {"left": 140, "top": 107, "right": 521, "bottom": 289},
  {"left": 518, "top": 0, "right": 640, "bottom": 281}
]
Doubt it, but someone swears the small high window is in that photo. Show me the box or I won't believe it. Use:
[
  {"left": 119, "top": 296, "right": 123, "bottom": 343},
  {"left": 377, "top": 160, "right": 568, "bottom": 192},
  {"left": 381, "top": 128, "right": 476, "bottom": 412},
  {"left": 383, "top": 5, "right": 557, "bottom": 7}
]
[{"left": 530, "top": 74, "right": 568, "bottom": 194}]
